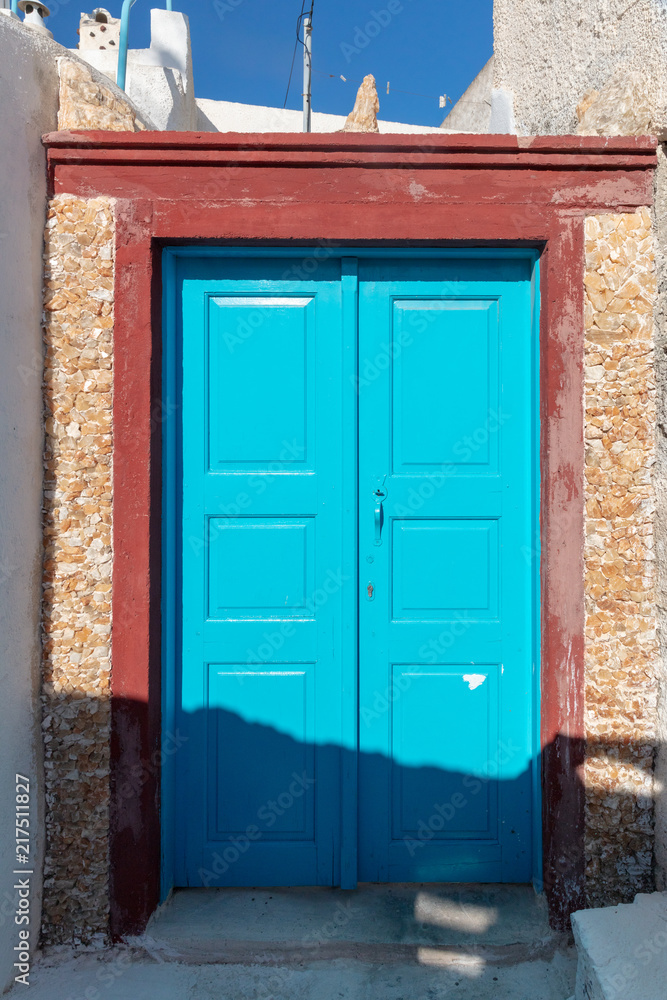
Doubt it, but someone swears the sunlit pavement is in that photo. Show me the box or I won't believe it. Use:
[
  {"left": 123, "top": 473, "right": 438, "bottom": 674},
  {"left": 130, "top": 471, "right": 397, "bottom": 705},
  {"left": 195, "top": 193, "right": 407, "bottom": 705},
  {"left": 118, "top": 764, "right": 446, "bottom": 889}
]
[{"left": 15, "top": 885, "right": 577, "bottom": 999}]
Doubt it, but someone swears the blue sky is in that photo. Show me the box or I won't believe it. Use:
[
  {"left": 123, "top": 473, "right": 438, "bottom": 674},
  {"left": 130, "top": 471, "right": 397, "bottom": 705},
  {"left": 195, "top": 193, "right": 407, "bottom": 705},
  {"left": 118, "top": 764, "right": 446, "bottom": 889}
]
[{"left": 47, "top": 0, "right": 493, "bottom": 127}]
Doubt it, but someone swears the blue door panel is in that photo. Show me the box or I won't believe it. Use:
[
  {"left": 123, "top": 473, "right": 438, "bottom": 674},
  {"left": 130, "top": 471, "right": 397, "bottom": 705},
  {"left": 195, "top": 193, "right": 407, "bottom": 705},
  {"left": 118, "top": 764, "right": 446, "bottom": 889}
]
[
  {"left": 392, "top": 519, "right": 499, "bottom": 619},
  {"left": 207, "top": 518, "right": 315, "bottom": 619},
  {"left": 208, "top": 296, "right": 314, "bottom": 470},
  {"left": 392, "top": 299, "right": 498, "bottom": 472},
  {"left": 209, "top": 667, "right": 315, "bottom": 838},
  {"left": 165, "top": 250, "right": 539, "bottom": 891},
  {"left": 391, "top": 666, "right": 499, "bottom": 838},
  {"left": 357, "top": 257, "right": 536, "bottom": 884},
  {"left": 173, "top": 258, "right": 351, "bottom": 887}
]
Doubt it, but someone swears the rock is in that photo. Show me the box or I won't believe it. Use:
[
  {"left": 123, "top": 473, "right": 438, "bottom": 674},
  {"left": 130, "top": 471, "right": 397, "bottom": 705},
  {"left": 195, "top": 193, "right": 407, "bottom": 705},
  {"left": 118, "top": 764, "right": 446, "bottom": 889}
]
[
  {"left": 576, "top": 67, "right": 661, "bottom": 136},
  {"left": 57, "top": 57, "right": 144, "bottom": 132},
  {"left": 343, "top": 73, "right": 380, "bottom": 133}
]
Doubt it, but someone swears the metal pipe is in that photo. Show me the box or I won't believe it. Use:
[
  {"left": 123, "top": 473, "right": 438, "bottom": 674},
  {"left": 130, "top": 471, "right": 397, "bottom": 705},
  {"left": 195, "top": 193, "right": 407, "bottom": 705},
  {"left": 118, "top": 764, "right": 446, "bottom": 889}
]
[
  {"left": 302, "top": 14, "right": 312, "bottom": 133},
  {"left": 117, "top": 0, "right": 135, "bottom": 92},
  {"left": 11, "top": 0, "right": 18, "bottom": 14},
  {"left": 117, "top": 0, "right": 175, "bottom": 93}
]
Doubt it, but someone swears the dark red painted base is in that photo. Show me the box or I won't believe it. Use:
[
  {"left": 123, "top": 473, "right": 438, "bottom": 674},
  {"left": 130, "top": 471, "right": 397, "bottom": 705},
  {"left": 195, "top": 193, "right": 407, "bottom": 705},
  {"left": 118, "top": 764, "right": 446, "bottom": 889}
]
[{"left": 43, "top": 131, "right": 657, "bottom": 939}]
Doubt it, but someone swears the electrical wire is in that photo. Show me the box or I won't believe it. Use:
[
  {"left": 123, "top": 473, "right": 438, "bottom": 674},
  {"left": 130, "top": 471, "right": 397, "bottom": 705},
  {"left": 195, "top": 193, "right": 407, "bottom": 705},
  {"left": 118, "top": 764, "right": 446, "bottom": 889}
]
[
  {"left": 312, "top": 69, "right": 439, "bottom": 101},
  {"left": 283, "top": 0, "right": 315, "bottom": 109},
  {"left": 311, "top": 69, "right": 486, "bottom": 109},
  {"left": 283, "top": 1, "right": 306, "bottom": 108}
]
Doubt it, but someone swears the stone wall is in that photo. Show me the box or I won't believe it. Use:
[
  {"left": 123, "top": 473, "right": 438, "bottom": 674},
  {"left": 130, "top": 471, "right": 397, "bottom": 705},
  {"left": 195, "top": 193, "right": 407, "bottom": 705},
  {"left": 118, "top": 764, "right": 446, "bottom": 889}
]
[
  {"left": 493, "top": 0, "right": 667, "bottom": 135},
  {"left": 584, "top": 210, "right": 659, "bottom": 906},
  {"left": 42, "top": 195, "right": 114, "bottom": 944},
  {"left": 58, "top": 58, "right": 146, "bottom": 132}
]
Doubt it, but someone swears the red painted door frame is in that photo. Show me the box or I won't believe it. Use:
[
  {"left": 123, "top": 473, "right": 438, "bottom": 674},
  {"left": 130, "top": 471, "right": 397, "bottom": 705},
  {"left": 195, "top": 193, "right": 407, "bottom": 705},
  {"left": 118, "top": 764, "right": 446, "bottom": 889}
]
[{"left": 43, "top": 132, "right": 657, "bottom": 939}]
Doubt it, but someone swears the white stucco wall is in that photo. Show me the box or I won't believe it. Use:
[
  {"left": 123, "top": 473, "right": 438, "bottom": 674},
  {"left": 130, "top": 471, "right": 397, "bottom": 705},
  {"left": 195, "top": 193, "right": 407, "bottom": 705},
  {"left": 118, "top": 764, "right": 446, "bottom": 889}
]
[
  {"left": 0, "top": 12, "right": 59, "bottom": 992},
  {"left": 196, "top": 98, "right": 449, "bottom": 134},
  {"left": 73, "top": 9, "right": 197, "bottom": 130},
  {"left": 493, "top": 0, "right": 667, "bottom": 135},
  {"left": 441, "top": 57, "right": 494, "bottom": 132}
]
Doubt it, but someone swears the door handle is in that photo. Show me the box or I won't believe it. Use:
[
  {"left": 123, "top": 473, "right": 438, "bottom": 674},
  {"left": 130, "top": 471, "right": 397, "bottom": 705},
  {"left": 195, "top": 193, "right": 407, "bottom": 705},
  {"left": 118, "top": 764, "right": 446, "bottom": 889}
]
[{"left": 373, "top": 486, "right": 388, "bottom": 546}]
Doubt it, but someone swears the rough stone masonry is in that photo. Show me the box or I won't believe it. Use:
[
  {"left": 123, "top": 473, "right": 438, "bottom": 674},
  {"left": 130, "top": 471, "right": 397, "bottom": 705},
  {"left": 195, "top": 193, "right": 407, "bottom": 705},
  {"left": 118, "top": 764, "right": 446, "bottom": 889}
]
[
  {"left": 42, "top": 195, "right": 114, "bottom": 944},
  {"left": 584, "top": 210, "right": 659, "bottom": 908}
]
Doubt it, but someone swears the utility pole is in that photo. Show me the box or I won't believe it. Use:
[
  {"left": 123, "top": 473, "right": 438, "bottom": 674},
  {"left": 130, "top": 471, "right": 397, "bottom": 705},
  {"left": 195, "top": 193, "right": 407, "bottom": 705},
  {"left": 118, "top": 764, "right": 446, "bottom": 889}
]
[{"left": 302, "top": 10, "right": 313, "bottom": 132}]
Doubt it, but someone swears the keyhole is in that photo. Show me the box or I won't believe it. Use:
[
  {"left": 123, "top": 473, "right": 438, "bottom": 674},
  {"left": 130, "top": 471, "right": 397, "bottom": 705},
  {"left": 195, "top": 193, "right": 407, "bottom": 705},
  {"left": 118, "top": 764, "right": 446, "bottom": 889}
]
[{"left": 367, "top": 582, "right": 374, "bottom": 601}]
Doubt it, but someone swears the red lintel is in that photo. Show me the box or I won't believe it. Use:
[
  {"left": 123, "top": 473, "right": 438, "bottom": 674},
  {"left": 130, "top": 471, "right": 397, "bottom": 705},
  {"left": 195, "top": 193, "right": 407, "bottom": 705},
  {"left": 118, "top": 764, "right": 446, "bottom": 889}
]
[
  {"left": 43, "top": 130, "right": 659, "bottom": 154},
  {"left": 43, "top": 131, "right": 658, "bottom": 181}
]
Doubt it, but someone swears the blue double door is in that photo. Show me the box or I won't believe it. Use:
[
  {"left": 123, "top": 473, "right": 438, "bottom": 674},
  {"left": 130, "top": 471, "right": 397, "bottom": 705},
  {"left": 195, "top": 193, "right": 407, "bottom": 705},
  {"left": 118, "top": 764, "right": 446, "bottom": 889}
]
[{"left": 168, "top": 251, "right": 538, "bottom": 889}]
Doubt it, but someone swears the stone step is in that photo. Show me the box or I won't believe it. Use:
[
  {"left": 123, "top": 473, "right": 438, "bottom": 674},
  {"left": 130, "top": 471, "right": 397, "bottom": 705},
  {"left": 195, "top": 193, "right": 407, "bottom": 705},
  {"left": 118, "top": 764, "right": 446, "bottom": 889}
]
[
  {"left": 136, "top": 883, "right": 566, "bottom": 967},
  {"left": 571, "top": 892, "right": 667, "bottom": 1000}
]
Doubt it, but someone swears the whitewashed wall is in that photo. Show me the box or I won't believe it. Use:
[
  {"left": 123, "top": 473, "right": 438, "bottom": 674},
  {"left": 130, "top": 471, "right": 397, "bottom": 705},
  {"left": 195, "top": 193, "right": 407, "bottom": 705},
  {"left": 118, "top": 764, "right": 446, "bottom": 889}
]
[{"left": 0, "top": 12, "right": 60, "bottom": 991}]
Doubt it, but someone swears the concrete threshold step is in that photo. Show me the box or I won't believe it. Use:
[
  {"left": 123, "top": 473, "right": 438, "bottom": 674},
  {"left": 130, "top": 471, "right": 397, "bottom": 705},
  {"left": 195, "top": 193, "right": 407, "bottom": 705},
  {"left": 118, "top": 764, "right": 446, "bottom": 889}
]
[
  {"left": 137, "top": 936, "right": 562, "bottom": 968},
  {"left": 136, "top": 883, "right": 566, "bottom": 968},
  {"left": 571, "top": 891, "right": 667, "bottom": 1000}
]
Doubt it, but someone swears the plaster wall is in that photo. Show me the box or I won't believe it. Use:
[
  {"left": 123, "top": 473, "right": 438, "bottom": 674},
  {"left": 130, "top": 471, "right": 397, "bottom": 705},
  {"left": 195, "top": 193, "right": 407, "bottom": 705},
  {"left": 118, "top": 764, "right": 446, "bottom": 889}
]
[
  {"left": 0, "top": 12, "right": 59, "bottom": 992},
  {"left": 73, "top": 9, "right": 198, "bottom": 131},
  {"left": 441, "top": 57, "right": 493, "bottom": 132},
  {"left": 653, "top": 148, "right": 667, "bottom": 890},
  {"left": 493, "top": 0, "right": 667, "bottom": 136},
  {"left": 196, "top": 98, "right": 446, "bottom": 134}
]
